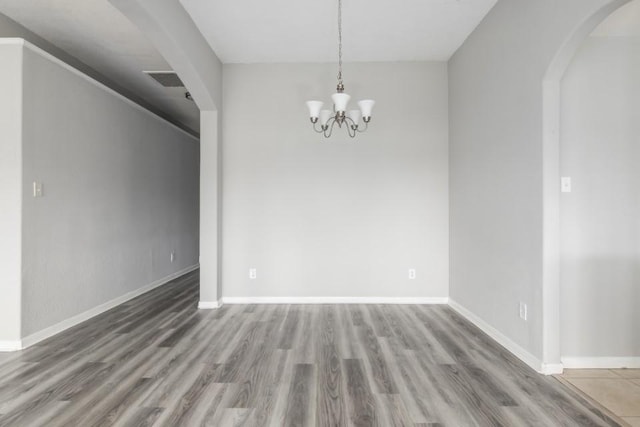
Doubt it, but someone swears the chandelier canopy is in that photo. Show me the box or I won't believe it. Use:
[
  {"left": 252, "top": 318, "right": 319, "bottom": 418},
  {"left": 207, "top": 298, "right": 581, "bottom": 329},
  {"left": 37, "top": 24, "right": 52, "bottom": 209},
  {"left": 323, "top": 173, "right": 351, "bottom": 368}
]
[{"left": 306, "top": 0, "right": 375, "bottom": 138}]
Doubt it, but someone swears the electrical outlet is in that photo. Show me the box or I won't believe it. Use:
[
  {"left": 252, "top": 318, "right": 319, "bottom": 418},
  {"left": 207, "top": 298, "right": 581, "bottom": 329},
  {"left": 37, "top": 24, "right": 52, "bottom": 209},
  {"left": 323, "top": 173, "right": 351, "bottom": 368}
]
[
  {"left": 519, "top": 302, "right": 528, "bottom": 321},
  {"left": 408, "top": 269, "right": 416, "bottom": 280},
  {"left": 249, "top": 268, "right": 257, "bottom": 279},
  {"left": 170, "top": 251, "right": 175, "bottom": 263}
]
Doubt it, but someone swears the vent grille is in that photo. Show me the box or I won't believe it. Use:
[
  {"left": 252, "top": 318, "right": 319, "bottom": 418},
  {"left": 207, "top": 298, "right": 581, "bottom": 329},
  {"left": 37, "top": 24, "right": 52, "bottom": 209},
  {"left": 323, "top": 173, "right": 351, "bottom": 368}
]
[{"left": 144, "top": 71, "right": 185, "bottom": 88}]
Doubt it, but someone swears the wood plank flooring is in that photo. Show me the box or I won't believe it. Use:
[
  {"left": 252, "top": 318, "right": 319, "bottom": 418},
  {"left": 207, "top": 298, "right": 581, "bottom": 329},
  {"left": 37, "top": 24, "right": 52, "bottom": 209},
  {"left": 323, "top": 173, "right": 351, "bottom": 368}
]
[{"left": 0, "top": 271, "right": 620, "bottom": 426}]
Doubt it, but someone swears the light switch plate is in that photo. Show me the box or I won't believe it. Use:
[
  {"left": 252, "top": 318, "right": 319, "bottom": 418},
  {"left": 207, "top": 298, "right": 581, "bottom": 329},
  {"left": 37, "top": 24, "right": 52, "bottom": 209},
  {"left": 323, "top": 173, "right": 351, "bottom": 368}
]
[
  {"left": 561, "top": 177, "right": 571, "bottom": 193},
  {"left": 33, "top": 182, "right": 43, "bottom": 198},
  {"left": 519, "top": 302, "right": 528, "bottom": 321}
]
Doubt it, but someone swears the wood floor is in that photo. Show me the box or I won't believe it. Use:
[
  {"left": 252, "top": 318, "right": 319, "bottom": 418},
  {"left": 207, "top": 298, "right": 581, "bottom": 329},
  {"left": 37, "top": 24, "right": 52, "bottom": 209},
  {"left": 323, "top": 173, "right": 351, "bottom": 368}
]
[{"left": 0, "top": 271, "right": 620, "bottom": 426}]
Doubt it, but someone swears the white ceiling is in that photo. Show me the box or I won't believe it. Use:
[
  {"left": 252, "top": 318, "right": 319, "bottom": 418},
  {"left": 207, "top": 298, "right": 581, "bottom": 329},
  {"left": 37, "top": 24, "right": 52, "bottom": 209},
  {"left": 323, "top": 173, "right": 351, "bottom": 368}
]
[
  {"left": 0, "top": 0, "right": 633, "bottom": 136},
  {"left": 0, "top": 0, "right": 200, "bottom": 132},
  {"left": 0, "top": 0, "right": 499, "bottom": 133},
  {"left": 592, "top": 0, "right": 640, "bottom": 37},
  {"left": 179, "top": 0, "right": 497, "bottom": 63}
]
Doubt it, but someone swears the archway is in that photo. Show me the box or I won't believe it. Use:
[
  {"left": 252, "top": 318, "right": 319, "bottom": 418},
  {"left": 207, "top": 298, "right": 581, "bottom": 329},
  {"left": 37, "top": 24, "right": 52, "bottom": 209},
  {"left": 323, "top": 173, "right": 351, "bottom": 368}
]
[{"left": 542, "top": 0, "right": 631, "bottom": 371}]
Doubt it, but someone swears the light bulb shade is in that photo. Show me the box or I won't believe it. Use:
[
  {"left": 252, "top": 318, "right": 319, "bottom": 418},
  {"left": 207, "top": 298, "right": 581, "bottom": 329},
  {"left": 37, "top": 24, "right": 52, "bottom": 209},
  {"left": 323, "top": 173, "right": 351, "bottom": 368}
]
[
  {"left": 348, "top": 109, "right": 362, "bottom": 126},
  {"left": 306, "top": 100, "right": 323, "bottom": 119},
  {"left": 358, "top": 99, "right": 375, "bottom": 118},
  {"left": 331, "top": 93, "right": 351, "bottom": 112},
  {"left": 319, "top": 109, "right": 333, "bottom": 126}
]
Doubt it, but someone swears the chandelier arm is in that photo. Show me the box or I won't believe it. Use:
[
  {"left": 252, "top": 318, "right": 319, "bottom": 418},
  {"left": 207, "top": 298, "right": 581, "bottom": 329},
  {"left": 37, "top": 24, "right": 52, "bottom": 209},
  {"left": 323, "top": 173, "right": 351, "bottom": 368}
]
[
  {"left": 344, "top": 117, "right": 357, "bottom": 138},
  {"left": 324, "top": 117, "right": 337, "bottom": 138},
  {"left": 312, "top": 121, "right": 325, "bottom": 134},
  {"left": 348, "top": 125, "right": 356, "bottom": 138},
  {"left": 344, "top": 116, "right": 356, "bottom": 138},
  {"left": 355, "top": 121, "right": 369, "bottom": 133}
]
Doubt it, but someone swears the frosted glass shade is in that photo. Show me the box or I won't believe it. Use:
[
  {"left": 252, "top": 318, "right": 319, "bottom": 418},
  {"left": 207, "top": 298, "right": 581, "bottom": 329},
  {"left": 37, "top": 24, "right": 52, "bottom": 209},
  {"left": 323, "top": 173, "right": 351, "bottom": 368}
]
[
  {"left": 306, "top": 100, "right": 323, "bottom": 119},
  {"left": 319, "top": 110, "right": 333, "bottom": 126},
  {"left": 348, "top": 110, "right": 362, "bottom": 126},
  {"left": 358, "top": 99, "right": 375, "bottom": 118},
  {"left": 331, "top": 93, "right": 351, "bottom": 112}
]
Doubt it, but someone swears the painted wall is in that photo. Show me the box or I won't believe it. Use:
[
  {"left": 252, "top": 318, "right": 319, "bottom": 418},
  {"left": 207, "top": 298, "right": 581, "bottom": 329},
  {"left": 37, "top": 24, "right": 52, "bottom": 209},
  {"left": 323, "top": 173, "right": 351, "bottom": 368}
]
[
  {"left": 0, "top": 43, "right": 23, "bottom": 345},
  {"left": 560, "top": 35, "right": 640, "bottom": 358},
  {"left": 18, "top": 41, "right": 200, "bottom": 337},
  {"left": 448, "top": 0, "right": 621, "bottom": 362},
  {"left": 0, "top": 12, "right": 191, "bottom": 134},
  {"left": 222, "top": 62, "right": 449, "bottom": 300}
]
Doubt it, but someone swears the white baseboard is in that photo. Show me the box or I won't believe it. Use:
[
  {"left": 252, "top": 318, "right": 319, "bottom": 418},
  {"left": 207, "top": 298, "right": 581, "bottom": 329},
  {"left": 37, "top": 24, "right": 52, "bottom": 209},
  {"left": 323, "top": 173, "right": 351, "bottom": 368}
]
[
  {"left": 15, "top": 264, "right": 200, "bottom": 351},
  {"left": 221, "top": 296, "right": 449, "bottom": 305},
  {"left": 0, "top": 341, "right": 22, "bottom": 352},
  {"left": 198, "top": 301, "right": 222, "bottom": 309},
  {"left": 448, "top": 299, "right": 560, "bottom": 375},
  {"left": 561, "top": 357, "right": 640, "bottom": 369}
]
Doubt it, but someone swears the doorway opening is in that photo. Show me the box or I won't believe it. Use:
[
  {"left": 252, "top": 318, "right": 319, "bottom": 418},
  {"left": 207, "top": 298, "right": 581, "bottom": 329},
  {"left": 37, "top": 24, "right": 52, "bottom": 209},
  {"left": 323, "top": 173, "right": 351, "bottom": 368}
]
[{"left": 542, "top": 0, "right": 637, "bottom": 370}]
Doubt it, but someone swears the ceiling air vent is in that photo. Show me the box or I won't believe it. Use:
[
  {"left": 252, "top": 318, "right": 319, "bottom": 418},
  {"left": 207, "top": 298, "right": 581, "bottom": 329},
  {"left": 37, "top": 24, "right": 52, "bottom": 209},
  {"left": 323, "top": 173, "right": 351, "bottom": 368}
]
[{"left": 144, "top": 71, "right": 185, "bottom": 88}]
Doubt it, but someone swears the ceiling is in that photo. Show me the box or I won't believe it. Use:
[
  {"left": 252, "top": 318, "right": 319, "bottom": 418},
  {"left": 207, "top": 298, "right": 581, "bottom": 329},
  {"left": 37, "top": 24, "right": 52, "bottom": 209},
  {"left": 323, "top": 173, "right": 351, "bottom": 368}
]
[
  {"left": 0, "top": 0, "right": 634, "bottom": 138},
  {"left": 0, "top": 0, "right": 498, "bottom": 133},
  {"left": 0, "top": 0, "right": 200, "bottom": 133},
  {"left": 179, "top": 0, "right": 497, "bottom": 63}
]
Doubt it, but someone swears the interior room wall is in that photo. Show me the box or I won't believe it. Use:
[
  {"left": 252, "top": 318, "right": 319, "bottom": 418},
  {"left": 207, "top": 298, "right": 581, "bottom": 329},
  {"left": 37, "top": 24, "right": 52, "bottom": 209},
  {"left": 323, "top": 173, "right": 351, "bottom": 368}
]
[
  {"left": 0, "top": 42, "right": 23, "bottom": 347},
  {"left": 448, "top": 0, "right": 621, "bottom": 364},
  {"left": 222, "top": 62, "right": 449, "bottom": 300},
  {"left": 560, "top": 33, "right": 640, "bottom": 360},
  {"left": 0, "top": 12, "right": 191, "bottom": 134},
  {"left": 19, "top": 41, "right": 200, "bottom": 338}
]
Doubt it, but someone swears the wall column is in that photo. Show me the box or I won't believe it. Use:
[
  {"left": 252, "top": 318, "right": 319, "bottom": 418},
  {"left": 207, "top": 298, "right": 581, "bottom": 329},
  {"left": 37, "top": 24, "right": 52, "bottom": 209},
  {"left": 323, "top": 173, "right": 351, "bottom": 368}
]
[
  {"left": 0, "top": 42, "right": 23, "bottom": 350},
  {"left": 199, "top": 110, "right": 221, "bottom": 307},
  {"left": 108, "top": 0, "right": 223, "bottom": 307}
]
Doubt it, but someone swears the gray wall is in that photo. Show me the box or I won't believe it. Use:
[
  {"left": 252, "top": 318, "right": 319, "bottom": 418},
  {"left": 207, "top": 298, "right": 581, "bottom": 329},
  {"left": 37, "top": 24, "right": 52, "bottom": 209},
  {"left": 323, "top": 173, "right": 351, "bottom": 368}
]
[
  {"left": 0, "top": 43, "right": 22, "bottom": 344},
  {"left": 560, "top": 36, "right": 640, "bottom": 358},
  {"left": 448, "top": 0, "right": 619, "bottom": 360},
  {"left": 222, "top": 62, "right": 449, "bottom": 299},
  {"left": 0, "top": 12, "right": 194, "bottom": 136},
  {"left": 19, "top": 42, "right": 200, "bottom": 337}
]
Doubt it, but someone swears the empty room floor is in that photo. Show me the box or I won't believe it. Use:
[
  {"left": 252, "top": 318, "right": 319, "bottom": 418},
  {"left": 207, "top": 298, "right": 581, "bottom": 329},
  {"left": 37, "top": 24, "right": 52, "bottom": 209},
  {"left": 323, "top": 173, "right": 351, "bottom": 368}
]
[
  {"left": 0, "top": 271, "right": 621, "bottom": 426},
  {"left": 558, "top": 369, "right": 640, "bottom": 426}
]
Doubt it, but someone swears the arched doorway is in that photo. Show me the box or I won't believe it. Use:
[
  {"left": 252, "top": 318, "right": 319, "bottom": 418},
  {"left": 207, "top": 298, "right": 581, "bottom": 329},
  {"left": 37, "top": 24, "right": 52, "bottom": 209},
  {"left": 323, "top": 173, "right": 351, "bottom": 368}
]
[{"left": 542, "top": 0, "right": 633, "bottom": 370}]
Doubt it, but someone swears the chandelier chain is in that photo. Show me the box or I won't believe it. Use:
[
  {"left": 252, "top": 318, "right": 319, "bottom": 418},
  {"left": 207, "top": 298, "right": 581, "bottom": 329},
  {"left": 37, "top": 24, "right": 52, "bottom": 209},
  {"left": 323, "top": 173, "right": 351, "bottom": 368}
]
[{"left": 337, "top": 0, "right": 343, "bottom": 87}]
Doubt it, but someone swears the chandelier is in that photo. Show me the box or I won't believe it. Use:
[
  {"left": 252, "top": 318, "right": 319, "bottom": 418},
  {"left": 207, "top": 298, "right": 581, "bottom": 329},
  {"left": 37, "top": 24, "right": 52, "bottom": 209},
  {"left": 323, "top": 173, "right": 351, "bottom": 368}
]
[{"left": 305, "top": 0, "right": 375, "bottom": 138}]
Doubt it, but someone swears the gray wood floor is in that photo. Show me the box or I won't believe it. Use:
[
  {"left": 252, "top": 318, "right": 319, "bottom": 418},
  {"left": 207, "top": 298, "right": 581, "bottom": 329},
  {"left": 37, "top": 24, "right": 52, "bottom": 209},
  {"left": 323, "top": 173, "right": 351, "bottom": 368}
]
[{"left": 0, "top": 271, "right": 620, "bottom": 426}]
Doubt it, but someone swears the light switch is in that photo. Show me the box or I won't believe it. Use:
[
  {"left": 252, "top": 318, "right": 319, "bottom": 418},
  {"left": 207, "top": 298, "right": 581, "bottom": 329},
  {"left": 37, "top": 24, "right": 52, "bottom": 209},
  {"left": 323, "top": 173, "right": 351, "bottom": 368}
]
[
  {"left": 561, "top": 177, "right": 571, "bottom": 193},
  {"left": 33, "top": 182, "right": 43, "bottom": 198}
]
